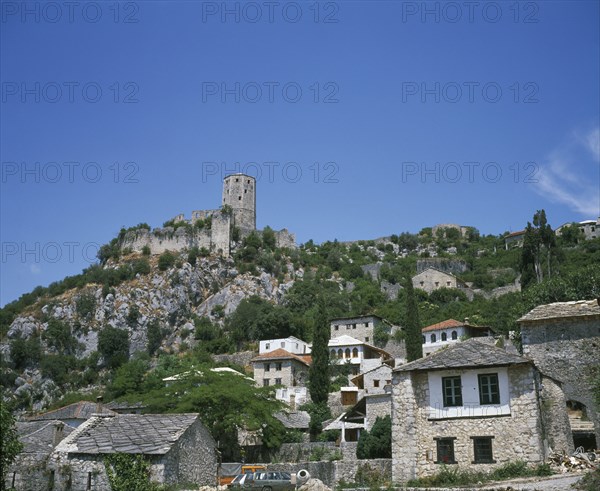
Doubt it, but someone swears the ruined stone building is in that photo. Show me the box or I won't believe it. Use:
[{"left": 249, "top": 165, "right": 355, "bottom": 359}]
[
  {"left": 391, "top": 339, "right": 571, "bottom": 483},
  {"left": 47, "top": 413, "right": 217, "bottom": 490},
  {"left": 120, "top": 173, "right": 296, "bottom": 256},
  {"left": 518, "top": 299, "right": 600, "bottom": 451},
  {"left": 412, "top": 267, "right": 468, "bottom": 293}
]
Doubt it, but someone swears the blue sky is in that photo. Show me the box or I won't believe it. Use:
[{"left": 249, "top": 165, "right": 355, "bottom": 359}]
[{"left": 1, "top": 0, "right": 599, "bottom": 306}]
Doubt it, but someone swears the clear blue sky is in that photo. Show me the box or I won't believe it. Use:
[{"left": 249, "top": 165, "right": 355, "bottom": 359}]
[{"left": 1, "top": 0, "right": 599, "bottom": 306}]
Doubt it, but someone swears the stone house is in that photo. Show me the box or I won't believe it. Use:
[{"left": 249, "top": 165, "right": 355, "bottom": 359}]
[
  {"left": 351, "top": 364, "right": 393, "bottom": 395},
  {"left": 504, "top": 230, "right": 526, "bottom": 249},
  {"left": 328, "top": 335, "right": 394, "bottom": 376},
  {"left": 421, "top": 319, "right": 493, "bottom": 355},
  {"left": 329, "top": 315, "right": 401, "bottom": 345},
  {"left": 518, "top": 299, "right": 600, "bottom": 450},
  {"left": 47, "top": 413, "right": 217, "bottom": 490},
  {"left": 555, "top": 218, "right": 600, "bottom": 240},
  {"left": 27, "top": 400, "right": 116, "bottom": 427},
  {"left": 391, "top": 339, "right": 570, "bottom": 483},
  {"left": 5, "top": 420, "right": 75, "bottom": 491},
  {"left": 259, "top": 336, "right": 311, "bottom": 355},
  {"left": 412, "top": 268, "right": 467, "bottom": 293},
  {"left": 251, "top": 348, "right": 311, "bottom": 389}
]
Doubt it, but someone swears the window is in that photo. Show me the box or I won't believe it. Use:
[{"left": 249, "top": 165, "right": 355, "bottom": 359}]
[
  {"left": 420, "top": 281, "right": 424, "bottom": 286},
  {"left": 265, "top": 343, "right": 270, "bottom": 350},
  {"left": 441, "top": 332, "right": 447, "bottom": 341},
  {"left": 334, "top": 325, "right": 339, "bottom": 331},
  {"left": 263, "top": 379, "right": 270, "bottom": 386},
  {"left": 472, "top": 436, "right": 495, "bottom": 463},
  {"left": 435, "top": 281, "right": 439, "bottom": 287},
  {"left": 422, "top": 335, "right": 426, "bottom": 344},
  {"left": 442, "top": 376, "right": 462, "bottom": 407},
  {"left": 451, "top": 331, "right": 458, "bottom": 340},
  {"left": 264, "top": 363, "right": 270, "bottom": 372},
  {"left": 345, "top": 348, "right": 351, "bottom": 358},
  {"left": 373, "top": 380, "right": 380, "bottom": 388},
  {"left": 276, "top": 362, "right": 282, "bottom": 371},
  {"left": 338, "top": 349, "right": 343, "bottom": 358},
  {"left": 331, "top": 349, "right": 336, "bottom": 357},
  {"left": 446, "top": 281, "right": 451, "bottom": 286},
  {"left": 431, "top": 334, "right": 436, "bottom": 343},
  {"left": 435, "top": 437, "right": 456, "bottom": 464},
  {"left": 478, "top": 373, "right": 500, "bottom": 404},
  {"left": 352, "top": 348, "right": 359, "bottom": 358},
  {"left": 347, "top": 324, "right": 351, "bottom": 330},
  {"left": 280, "top": 341, "right": 285, "bottom": 348},
  {"left": 365, "top": 336, "right": 369, "bottom": 342},
  {"left": 275, "top": 378, "right": 282, "bottom": 385},
  {"left": 352, "top": 324, "right": 357, "bottom": 329}
]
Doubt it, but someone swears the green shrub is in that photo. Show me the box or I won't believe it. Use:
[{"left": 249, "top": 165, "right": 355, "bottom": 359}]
[
  {"left": 146, "top": 320, "right": 165, "bottom": 355},
  {"left": 158, "top": 251, "right": 176, "bottom": 271},
  {"left": 76, "top": 292, "right": 97, "bottom": 319},
  {"left": 142, "top": 245, "right": 151, "bottom": 256},
  {"left": 98, "top": 327, "right": 129, "bottom": 368},
  {"left": 10, "top": 337, "right": 42, "bottom": 369}
]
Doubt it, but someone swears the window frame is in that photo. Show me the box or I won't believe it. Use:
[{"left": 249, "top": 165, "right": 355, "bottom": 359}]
[
  {"left": 434, "top": 437, "right": 457, "bottom": 464},
  {"left": 442, "top": 376, "right": 463, "bottom": 407},
  {"left": 478, "top": 373, "right": 500, "bottom": 405},
  {"left": 471, "top": 436, "right": 496, "bottom": 464}
]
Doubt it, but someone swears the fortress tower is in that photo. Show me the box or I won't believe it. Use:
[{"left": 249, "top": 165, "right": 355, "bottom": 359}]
[{"left": 223, "top": 173, "right": 256, "bottom": 232}]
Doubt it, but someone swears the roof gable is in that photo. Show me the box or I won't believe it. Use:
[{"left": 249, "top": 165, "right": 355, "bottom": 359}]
[
  {"left": 251, "top": 348, "right": 311, "bottom": 366},
  {"left": 29, "top": 401, "right": 116, "bottom": 421},
  {"left": 394, "top": 339, "right": 530, "bottom": 372}
]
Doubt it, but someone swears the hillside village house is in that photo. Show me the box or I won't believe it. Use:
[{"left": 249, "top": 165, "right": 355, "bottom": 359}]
[
  {"left": 518, "top": 299, "right": 600, "bottom": 450},
  {"left": 329, "top": 335, "right": 394, "bottom": 376},
  {"left": 259, "top": 336, "right": 311, "bottom": 355},
  {"left": 421, "top": 319, "right": 494, "bottom": 355},
  {"left": 391, "top": 339, "right": 571, "bottom": 483},
  {"left": 27, "top": 400, "right": 116, "bottom": 427},
  {"left": 504, "top": 230, "right": 526, "bottom": 249},
  {"left": 412, "top": 268, "right": 467, "bottom": 293},
  {"left": 555, "top": 218, "right": 600, "bottom": 240},
  {"left": 5, "top": 420, "right": 75, "bottom": 491},
  {"left": 329, "top": 315, "right": 400, "bottom": 344},
  {"left": 47, "top": 413, "right": 217, "bottom": 490},
  {"left": 251, "top": 348, "right": 311, "bottom": 388}
]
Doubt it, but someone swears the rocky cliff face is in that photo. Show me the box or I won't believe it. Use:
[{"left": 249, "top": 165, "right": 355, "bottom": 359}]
[{"left": 1, "top": 252, "right": 297, "bottom": 410}]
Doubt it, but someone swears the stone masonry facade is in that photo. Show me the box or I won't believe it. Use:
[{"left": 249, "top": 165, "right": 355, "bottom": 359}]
[{"left": 392, "top": 365, "right": 547, "bottom": 483}]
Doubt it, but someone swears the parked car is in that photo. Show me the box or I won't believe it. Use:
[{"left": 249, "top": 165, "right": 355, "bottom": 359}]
[{"left": 228, "top": 471, "right": 295, "bottom": 491}]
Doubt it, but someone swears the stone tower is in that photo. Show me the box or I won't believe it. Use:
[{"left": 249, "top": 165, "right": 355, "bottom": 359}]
[{"left": 222, "top": 173, "right": 256, "bottom": 232}]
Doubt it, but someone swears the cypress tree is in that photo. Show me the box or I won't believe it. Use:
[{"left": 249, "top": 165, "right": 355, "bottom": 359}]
[
  {"left": 308, "top": 298, "right": 330, "bottom": 404},
  {"left": 404, "top": 276, "right": 423, "bottom": 362}
]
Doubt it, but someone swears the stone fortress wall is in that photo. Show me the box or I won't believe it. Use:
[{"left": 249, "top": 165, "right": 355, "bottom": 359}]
[{"left": 120, "top": 174, "right": 296, "bottom": 257}]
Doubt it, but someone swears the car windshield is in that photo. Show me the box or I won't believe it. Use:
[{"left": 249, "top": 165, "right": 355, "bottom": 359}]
[{"left": 231, "top": 475, "right": 245, "bottom": 484}]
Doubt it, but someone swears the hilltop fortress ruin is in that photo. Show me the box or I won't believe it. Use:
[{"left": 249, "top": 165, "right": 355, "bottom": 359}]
[{"left": 121, "top": 174, "right": 296, "bottom": 256}]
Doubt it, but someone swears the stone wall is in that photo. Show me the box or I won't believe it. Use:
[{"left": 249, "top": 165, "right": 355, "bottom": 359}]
[
  {"left": 520, "top": 316, "right": 600, "bottom": 446},
  {"left": 412, "top": 269, "right": 465, "bottom": 293},
  {"left": 392, "top": 365, "right": 547, "bottom": 483},
  {"left": 539, "top": 375, "right": 574, "bottom": 454},
  {"left": 5, "top": 453, "right": 50, "bottom": 491},
  {"left": 266, "top": 458, "right": 391, "bottom": 487},
  {"left": 416, "top": 258, "right": 468, "bottom": 275},
  {"left": 253, "top": 358, "right": 309, "bottom": 388},
  {"left": 170, "top": 417, "right": 218, "bottom": 485},
  {"left": 366, "top": 394, "right": 392, "bottom": 430}
]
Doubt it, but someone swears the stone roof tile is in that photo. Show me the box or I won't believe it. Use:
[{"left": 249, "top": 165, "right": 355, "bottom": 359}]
[
  {"left": 394, "top": 338, "right": 529, "bottom": 372},
  {"left": 70, "top": 414, "right": 199, "bottom": 455},
  {"left": 517, "top": 299, "right": 600, "bottom": 323}
]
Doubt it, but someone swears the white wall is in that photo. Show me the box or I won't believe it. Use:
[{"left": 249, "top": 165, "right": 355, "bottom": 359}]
[{"left": 427, "top": 367, "right": 510, "bottom": 419}]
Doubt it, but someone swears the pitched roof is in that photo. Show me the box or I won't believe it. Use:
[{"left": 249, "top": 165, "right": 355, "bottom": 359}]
[
  {"left": 251, "top": 348, "right": 311, "bottom": 366},
  {"left": 422, "top": 319, "right": 464, "bottom": 332},
  {"left": 421, "top": 319, "right": 491, "bottom": 333},
  {"left": 28, "top": 401, "right": 116, "bottom": 421},
  {"left": 328, "top": 335, "right": 364, "bottom": 346},
  {"left": 413, "top": 267, "right": 459, "bottom": 279},
  {"left": 517, "top": 299, "right": 600, "bottom": 323},
  {"left": 17, "top": 421, "right": 76, "bottom": 454},
  {"left": 505, "top": 230, "right": 526, "bottom": 238},
  {"left": 394, "top": 338, "right": 530, "bottom": 372},
  {"left": 62, "top": 414, "right": 201, "bottom": 455},
  {"left": 274, "top": 410, "right": 311, "bottom": 429}
]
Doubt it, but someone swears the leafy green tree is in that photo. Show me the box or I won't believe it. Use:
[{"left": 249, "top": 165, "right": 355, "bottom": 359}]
[
  {"left": 44, "top": 318, "right": 78, "bottom": 354},
  {"left": 357, "top": 415, "right": 391, "bottom": 459},
  {"left": 404, "top": 276, "right": 423, "bottom": 361},
  {"left": 76, "top": 292, "right": 97, "bottom": 319},
  {"left": 105, "top": 358, "right": 149, "bottom": 400},
  {"left": 559, "top": 223, "right": 584, "bottom": 245},
  {"left": 521, "top": 210, "right": 560, "bottom": 288},
  {"left": 262, "top": 226, "right": 277, "bottom": 250},
  {"left": 1, "top": 393, "right": 23, "bottom": 484},
  {"left": 10, "top": 336, "right": 42, "bottom": 369},
  {"left": 98, "top": 326, "right": 130, "bottom": 368}
]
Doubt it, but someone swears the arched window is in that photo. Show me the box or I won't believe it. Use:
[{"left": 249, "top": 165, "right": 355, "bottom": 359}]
[
  {"left": 337, "top": 349, "right": 343, "bottom": 358},
  {"left": 352, "top": 348, "right": 359, "bottom": 358},
  {"left": 345, "top": 348, "right": 351, "bottom": 358},
  {"left": 422, "top": 336, "right": 426, "bottom": 344},
  {"left": 451, "top": 331, "right": 458, "bottom": 340},
  {"left": 431, "top": 334, "right": 436, "bottom": 343},
  {"left": 331, "top": 350, "right": 336, "bottom": 358},
  {"left": 441, "top": 332, "right": 447, "bottom": 341}
]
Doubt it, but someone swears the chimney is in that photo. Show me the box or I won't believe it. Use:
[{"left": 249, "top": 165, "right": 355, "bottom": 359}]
[
  {"left": 290, "top": 394, "right": 296, "bottom": 411},
  {"left": 53, "top": 422, "right": 64, "bottom": 447},
  {"left": 96, "top": 396, "right": 103, "bottom": 414}
]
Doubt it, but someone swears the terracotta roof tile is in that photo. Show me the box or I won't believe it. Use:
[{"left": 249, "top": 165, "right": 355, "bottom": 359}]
[
  {"left": 421, "top": 319, "right": 464, "bottom": 332},
  {"left": 251, "top": 348, "right": 311, "bottom": 366}
]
